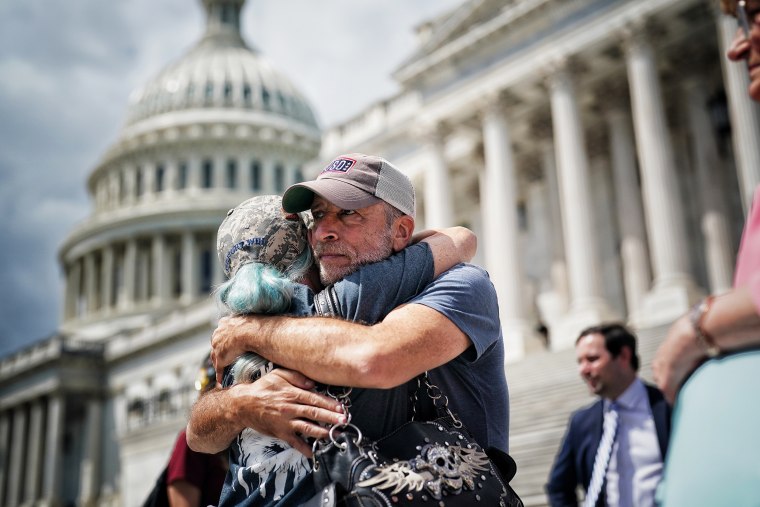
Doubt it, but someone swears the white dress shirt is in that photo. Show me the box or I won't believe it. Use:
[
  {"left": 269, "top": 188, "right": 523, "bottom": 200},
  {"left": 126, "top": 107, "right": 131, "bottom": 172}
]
[{"left": 603, "top": 378, "right": 663, "bottom": 507}]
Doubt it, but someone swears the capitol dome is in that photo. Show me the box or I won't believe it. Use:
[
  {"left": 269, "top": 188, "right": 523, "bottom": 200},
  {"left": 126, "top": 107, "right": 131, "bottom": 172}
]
[
  {"left": 58, "top": 0, "right": 321, "bottom": 337},
  {"left": 125, "top": 0, "right": 318, "bottom": 130}
]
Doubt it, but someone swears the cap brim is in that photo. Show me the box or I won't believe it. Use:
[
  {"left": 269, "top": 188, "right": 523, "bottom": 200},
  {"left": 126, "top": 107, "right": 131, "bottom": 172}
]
[{"left": 282, "top": 178, "right": 381, "bottom": 212}]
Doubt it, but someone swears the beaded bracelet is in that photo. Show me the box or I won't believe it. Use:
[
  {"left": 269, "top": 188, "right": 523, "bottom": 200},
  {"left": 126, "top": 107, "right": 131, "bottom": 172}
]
[{"left": 688, "top": 296, "right": 720, "bottom": 358}]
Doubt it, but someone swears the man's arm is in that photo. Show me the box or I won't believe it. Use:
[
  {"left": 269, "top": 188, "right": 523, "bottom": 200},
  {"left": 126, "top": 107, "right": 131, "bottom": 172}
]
[
  {"left": 414, "top": 226, "right": 476, "bottom": 276},
  {"left": 186, "top": 368, "right": 345, "bottom": 456},
  {"left": 653, "top": 284, "right": 760, "bottom": 403},
  {"left": 211, "top": 302, "right": 471, "bottom": 389}
]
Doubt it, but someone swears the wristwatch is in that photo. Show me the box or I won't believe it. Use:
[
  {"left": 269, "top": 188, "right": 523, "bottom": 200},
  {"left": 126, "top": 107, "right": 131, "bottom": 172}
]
[{"left": 689, "top": 296, "right": 720, "bottom": 358}]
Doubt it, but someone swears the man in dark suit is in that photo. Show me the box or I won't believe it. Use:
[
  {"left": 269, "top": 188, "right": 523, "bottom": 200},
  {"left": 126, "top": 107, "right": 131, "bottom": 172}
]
[{"left": 546, "top": 323, "right": 670, "bottom": 507}]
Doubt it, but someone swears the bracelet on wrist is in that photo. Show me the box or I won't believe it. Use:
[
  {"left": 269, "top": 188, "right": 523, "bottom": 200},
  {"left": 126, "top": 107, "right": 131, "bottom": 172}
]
[{"left": 689, "top": 296, "right": 720, "bottom": 358}]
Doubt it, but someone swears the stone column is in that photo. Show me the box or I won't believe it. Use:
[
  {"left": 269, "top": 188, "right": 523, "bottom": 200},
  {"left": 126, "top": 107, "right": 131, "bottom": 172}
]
[
  {"left": 24, "top": 400, "right": 44, "bottom": 505},
  {"left": 606, "top": 108, "right": 652, "bottom": 323},
  {"left": 64, "top": 263, "right": 76, "bottom": 320},
  {"left": 188, "top": 156, "right": 202, "bottom": 192},
  {"left": 152, "top": 235, "right": 169, "bottom": 306},
  {"left": 43, "top": 396, "right": 65, "bottom": 507},
  {"left": 142, "top": 162, "right": 156, "bottom": 201},
  {"left": 165, "top": 159, "right": 179, "bottom": 196},
  {"left": 84, "top": 252, "right": 97, "bottom": 314},
  {"left": 548, "top": 62, "right": 615, "bottom": 349},
  {"left": 212, "top": 233, "right": 226, "bottom": 288},
  {"left": 717, "top": 12, "right": 760, "bottom": 211},
  {"left": 423, "top": 126, "right": 454, "bottom": 228},
  {"left": 214, "top": 154, "right": 227, "bottom": 189},
  {"left": 238, "top": 154, "right": 251, "bottom": 191},
  {"left": 79, "top": 399, "right": 102, "bottom": 507},
  {"left": 124, "top": 164, "right": 137, "bottom": 205},
  {"left": 625, "top": 24, "right": 702, "bottom": 325},
  {"left": 136, "top": 244, "right": 149, "bottom": 306},
  {"left": 70, "top": 260, "right": 83, "bottom": 319},
  {"left": 480, "top": 98, "right": 533, "bottom": 361},
  {"left": 589, "top": 155, "right": 626, "bottom": 317},
  {"left": 535, "top": 137, "right": 570, "bottom": 338},
  {"left": 261, "top": 158, "right": 275, "bottom": 195},
  {"left": 123, "top": 239, "right": 137, "bottom": 310},
  {"left": 101, "top": 246, "right": 114, "bottom": 315},
  {"left": 0, "top": 412, "right": 10, "bottom": 507},
  {"left": 182, "top": 231, "right": 198, "bottom": 303},
  {"left": 684, "top": 79, "right": 735, "bottom": 294},
  {"left": 7, "top": 407, "right": 27, "bottom": 507}
]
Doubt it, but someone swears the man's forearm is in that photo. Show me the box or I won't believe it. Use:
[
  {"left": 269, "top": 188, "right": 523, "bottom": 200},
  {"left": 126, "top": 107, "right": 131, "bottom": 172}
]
[
  {"left": 229, "top": 315, "right": 375, "bottom": 386},
  {"left": 186, "top": 387, "right": 243, "bottom": 453},
  {"left": 212, "top": 304, "right": 470, "bottom": 389}
]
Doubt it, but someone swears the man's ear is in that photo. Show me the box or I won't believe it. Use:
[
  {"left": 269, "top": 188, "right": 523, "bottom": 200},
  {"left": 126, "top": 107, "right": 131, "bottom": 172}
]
[
  {"left": 618, "top": 345, "right": 632, "bottom": 367},
  {"left": 391, "top": 215, "right": 415, "bottom": 252}
]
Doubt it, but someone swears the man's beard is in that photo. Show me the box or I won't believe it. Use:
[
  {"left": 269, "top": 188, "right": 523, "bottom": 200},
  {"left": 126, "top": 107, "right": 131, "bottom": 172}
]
[{"left": 314, "top": 235, "right": 394, "bottom": 285}]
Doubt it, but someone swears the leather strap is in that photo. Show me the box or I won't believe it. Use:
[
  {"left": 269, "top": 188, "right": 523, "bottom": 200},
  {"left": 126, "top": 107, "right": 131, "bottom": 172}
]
[{"left": 314, "top": 285, "right": 341, "bottom": 318}]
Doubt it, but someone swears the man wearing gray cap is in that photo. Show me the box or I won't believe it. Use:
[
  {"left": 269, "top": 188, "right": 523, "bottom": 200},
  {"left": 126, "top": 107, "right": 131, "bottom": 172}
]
[{"left": 193, "top": 153, "right": 509, "bottom": 466}]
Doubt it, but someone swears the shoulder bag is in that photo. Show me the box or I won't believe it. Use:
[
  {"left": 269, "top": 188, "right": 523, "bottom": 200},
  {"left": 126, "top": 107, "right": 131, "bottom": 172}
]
[{"left": 307, "top": 287, "right": 523, "bottom": 506}]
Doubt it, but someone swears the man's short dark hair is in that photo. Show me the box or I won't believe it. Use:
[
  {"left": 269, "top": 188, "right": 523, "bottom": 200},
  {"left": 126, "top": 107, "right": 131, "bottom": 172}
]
[{"left": 576, "top": 323, "right": 640, "bottom": 371}]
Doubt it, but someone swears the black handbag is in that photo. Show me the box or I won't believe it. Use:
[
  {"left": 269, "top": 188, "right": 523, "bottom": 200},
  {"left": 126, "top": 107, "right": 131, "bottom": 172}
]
[
  {"left": 305, "top": 376, "right": 523, "bottom": 507},
  {"left": 307, "top": 288, "right": 523, "bottom": 506}
]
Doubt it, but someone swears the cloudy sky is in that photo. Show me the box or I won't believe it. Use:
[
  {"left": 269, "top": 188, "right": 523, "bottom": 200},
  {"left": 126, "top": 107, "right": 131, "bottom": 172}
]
[{"left": 0, "top": 0, "right": 463, "bottom": 358}]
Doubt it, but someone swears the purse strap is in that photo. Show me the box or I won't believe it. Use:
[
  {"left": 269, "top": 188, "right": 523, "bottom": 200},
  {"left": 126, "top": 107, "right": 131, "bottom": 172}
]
[
  {"left": 409, "top": 372, "right": 463, "bottom": 427},
  {"left": 313, "top": 285, "right": 340, "bottom": 318},
  {"left": 313, "top": 284, "right": 462, "bottom": 428}
]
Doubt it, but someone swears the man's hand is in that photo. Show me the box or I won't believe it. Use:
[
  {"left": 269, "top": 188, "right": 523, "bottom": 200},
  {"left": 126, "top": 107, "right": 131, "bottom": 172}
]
[
  {"left": 652, "top": 314, "right": 705, "bottom": 404},
  {"left": 211, "top": 314, "right": 265, "bottom": 384},
  {"left": 230, "top": 369, "right": 345, "bottom": 457},
  {"left": 187, "top": 368, "right": 346, "bottom": 457}
]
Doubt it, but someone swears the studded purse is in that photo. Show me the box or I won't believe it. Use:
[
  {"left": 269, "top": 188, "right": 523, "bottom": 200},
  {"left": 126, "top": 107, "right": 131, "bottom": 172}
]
[{"left": 304, "top": 375, "right": 524, "bottom": 507}]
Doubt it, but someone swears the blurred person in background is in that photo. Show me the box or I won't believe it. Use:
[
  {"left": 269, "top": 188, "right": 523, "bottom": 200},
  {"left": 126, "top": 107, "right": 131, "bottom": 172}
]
[
  {"left": 653, "top": 1, "right": 760, "bottom": 504},
  {"left": 166, "top": 353, "right": 227, "bottom": 507}
]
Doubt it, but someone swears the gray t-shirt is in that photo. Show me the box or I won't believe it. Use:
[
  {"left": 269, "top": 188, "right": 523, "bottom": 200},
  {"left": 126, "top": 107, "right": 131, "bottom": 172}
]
[
  {"left": 409, "top": 263, "right": 509, "bottom": 452},
  {"left": 314, "top": 261, "right": 509, "bottom": 451}
]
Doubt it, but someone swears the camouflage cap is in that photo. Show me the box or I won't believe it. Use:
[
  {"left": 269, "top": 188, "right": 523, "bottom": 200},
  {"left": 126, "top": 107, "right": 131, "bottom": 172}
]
[{"left": 217, "top": 195, "right": 309, "bottom": 278}]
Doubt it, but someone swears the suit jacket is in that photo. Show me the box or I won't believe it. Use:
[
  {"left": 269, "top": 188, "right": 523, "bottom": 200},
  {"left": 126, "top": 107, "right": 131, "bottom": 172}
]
[{"left": 545, "top": 383, "right": 671, "bottom": 507}]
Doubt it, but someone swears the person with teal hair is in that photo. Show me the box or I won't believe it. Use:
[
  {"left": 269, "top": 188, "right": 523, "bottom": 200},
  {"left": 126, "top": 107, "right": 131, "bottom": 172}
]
[{"left": 207, "top": 194, "right": 477, "bottom": 507}]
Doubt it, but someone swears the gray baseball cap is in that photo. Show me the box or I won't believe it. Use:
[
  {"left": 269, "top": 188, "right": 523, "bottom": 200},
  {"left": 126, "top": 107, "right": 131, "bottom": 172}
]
[
  {"left": 282, "top": 153, "right": 416, "bottom": 217},
  {"left": 217, "top": 195, "right": 308, "bottom": 278}
]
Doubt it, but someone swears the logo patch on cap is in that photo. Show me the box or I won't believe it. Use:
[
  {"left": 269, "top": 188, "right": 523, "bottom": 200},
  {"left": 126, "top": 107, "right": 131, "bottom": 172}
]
[{"left": 322, "top": 157, "right": 356, "bottom": 174}]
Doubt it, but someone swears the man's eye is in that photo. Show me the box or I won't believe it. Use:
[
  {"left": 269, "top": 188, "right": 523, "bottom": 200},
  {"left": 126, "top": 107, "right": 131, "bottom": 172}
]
[
  {"left": 340, "top": 209, "right": 356, "bottom": 216},
  {"left": 312, "top": 211, "right": 324, "bottom": 219}
]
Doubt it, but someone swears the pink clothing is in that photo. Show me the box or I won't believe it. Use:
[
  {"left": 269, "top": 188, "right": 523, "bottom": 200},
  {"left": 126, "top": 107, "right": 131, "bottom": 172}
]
[{"left": 733, "top": 185, "right": 760, "bottom": 313}]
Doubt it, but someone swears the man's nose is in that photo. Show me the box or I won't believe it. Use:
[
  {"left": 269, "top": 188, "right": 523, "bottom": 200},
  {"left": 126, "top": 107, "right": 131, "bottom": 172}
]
[{"left": 314, "top": 216, "right": 339, "bottom": 241}]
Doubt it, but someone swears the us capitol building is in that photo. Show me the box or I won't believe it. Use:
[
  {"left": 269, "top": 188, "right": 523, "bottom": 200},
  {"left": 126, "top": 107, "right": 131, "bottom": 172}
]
[{"left": 1, "top": 0, "right": 757, "bottom": 505}]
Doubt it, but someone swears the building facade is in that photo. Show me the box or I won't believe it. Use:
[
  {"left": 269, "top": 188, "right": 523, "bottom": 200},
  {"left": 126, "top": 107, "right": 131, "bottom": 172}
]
[
  {"left": 319, "top": 0, "right": 760, "bottom": 358},
  {"left": 1, "top": 0, "right": 759, "bottom": 506}
]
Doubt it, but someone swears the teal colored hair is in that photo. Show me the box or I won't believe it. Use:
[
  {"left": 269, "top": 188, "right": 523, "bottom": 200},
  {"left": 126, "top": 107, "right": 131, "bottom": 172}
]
[
  {"left": 216, "top": 246, "right": 312, "bottom": 315},
  {"left": 215, "top": 247, "right": 312, "bottom": 385}
]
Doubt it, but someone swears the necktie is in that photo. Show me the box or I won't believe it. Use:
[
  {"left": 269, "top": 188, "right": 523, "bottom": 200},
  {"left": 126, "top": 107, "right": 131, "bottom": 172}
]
[{"left": 584, "top": 402, "right": 619, "bottom": 507}]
